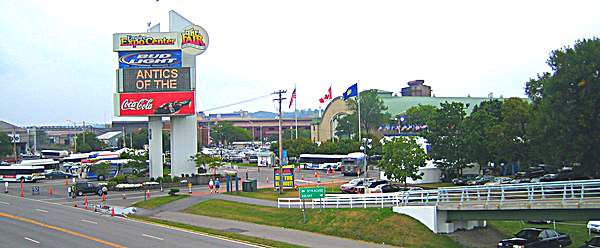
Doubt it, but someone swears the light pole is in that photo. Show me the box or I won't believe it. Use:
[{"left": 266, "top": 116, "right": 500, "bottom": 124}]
[
  {"left": 66, "top": 120, "right": 77, "bottom": 153},
  {"left": 360, "top": 138, "right": 372, "bottom": 179}
]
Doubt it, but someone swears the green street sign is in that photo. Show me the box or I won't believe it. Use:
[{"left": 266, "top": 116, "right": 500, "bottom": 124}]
[{"left": 299, "top": 187, "right": 325, "bottom": 199}]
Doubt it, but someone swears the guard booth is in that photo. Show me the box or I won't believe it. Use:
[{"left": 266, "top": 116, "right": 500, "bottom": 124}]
[{"left": 256, "top": 152, "right": 275, "bottom": 167}]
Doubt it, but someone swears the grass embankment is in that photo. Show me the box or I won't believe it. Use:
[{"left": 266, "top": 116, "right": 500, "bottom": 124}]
[
  {"left": 490, "top": 220, "right": 593, "bottom": 247},
  {"left": 132, "top": 195, "right": 189, "bottom": 209},
  {"left": 128, "top": 215, "right": 306, "bottom": 248},
  {"left": 183, "top": 199, "right": 462, "bottom": 248}
]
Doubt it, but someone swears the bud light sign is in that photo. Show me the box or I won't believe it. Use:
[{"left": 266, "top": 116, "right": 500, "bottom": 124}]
[
  {"left": 115, "top": 92, "right": 195, "bottom": 116},
  {"left": 118, "top": 51, "right": 182, "bottom": 68}
]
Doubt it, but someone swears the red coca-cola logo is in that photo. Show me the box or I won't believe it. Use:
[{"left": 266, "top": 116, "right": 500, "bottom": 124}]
[{"left": 121, "top": 99, "right": 154, "bottom": 111}]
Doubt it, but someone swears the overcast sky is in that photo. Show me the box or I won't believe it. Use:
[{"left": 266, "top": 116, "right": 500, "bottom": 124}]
[{"left": 1, "top": 0, "right": 599, "bottom": 127}]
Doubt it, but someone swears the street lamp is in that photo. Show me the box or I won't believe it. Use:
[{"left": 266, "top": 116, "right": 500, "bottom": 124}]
[
  {"left": 66, "top": 120, "right": 77, "bottom": 153},
  {"left": 360, "top": 138, "right": 372, "bottom": 178}
]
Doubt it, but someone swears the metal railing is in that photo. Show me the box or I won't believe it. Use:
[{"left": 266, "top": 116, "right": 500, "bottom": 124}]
[{"left": 277, "top": 179, "right": 600, "bottom": 209}]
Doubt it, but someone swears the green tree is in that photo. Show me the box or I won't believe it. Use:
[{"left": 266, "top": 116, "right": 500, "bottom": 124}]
[
  {"left": 402, "top": 104, "right": 437, "bottom": 126},
  {"left": 120, "top": 150, "right": 149, "bottom": 172},
  {"left": 211, "top": 121, "right": 253, "bottom": 146},
  {"left": 462, "top": 100, "right": 503, "bottom": 174},
  {"left": 345, "top": 89, "right": 392, "bottom": 134},
  {"left": 335, "top": 114, "right": 358, "bottom": 139},
  {"left": 189, "top": 152, "right": 222, "bottom": 174},
  {"left": 0, "top": 133, "right": 12, "bottom": 157},
  {"left": 76, "top": 132, "right": 107, "bottom": 153},
  {"left": 422, "top": 102, "right": 469, "bottom": 174},
  {"left": 526, "top": 38, "right": 600, "bottom": 171},
  {"left": 378, "top": 136, "right": 428, "bottom": 188}
]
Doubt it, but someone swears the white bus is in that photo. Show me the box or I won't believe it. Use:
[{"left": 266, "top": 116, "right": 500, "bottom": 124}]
[
  {"left": 18, "top": 159, "right": 60, "bottom": 173},
  {"left": 298, "top": 154, "right": 344, "bottom": 170},
  {"left": 340, "top": 152, "right": 367, "bottom": 176},
  {"left": 0, "top": 165, "right": 45, "bottom": 182},
  {"left": 41, "top": 150, "right": 69, "bottom": 159}
]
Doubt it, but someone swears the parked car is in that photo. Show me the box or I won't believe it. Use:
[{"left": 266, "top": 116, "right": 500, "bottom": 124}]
[
  {"left": 484, "top": 177, "right": 512, "bottom": 186},
  {"left": 497, "top": 227, "right": 572, "bottom": 248},
  {"left": 509, "top": 178, "right": 531, "bottom": 184},
  {"left": 452, "top": 174, "right": 479, "bottom": 186},
  {"left": 580, "top": 236, "right": 600, "bottom": 248},
  {"left": 371, "top": 183, "right": 403, "bottom": 193},
  {"left": 588, "top": 221, "right": 600, "bottom": 233},
  {"left": 467, "top": 175, "right": 496, "bottom": 185},
  {"left": 44, "top": 170, "right": 73, "bottom": 179},
  {"left": 340, "top": 178, "right": 373, "bottom": 194},
  {"left": 516, "top": 166, "right": 546, "bottom": 179},
  {"left": 355, "top": 179, "right": 388, "bottom": 193},
  {"left": 73, "top": 182, "right": 108, "bottom": 196}
]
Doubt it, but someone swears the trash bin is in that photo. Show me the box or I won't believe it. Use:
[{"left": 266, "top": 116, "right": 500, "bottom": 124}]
[
  {"left": 249, "top": 179, "right": 257, "bottom": 192},
  {"left": 242, "top": 180, "right": 251, "bottom": 192}
]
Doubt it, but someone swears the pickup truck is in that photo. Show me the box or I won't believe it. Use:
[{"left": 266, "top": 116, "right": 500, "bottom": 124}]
[{"left": 74, "top": 182, "right": 108, "bottom": 196}]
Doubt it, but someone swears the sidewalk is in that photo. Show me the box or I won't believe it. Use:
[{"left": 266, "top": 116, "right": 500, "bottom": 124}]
[{"left": 139, "top": 193, "right": 393, "bottom": 248}]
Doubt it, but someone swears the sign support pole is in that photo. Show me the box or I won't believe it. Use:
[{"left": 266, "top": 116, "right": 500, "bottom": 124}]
[{"left": 302, "top": 199, "right": 306, "bottom": 224}]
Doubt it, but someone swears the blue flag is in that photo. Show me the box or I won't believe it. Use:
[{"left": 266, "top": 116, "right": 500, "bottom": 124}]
[{"left": 343, "top": 83, "right": 358, "bottom": 100}]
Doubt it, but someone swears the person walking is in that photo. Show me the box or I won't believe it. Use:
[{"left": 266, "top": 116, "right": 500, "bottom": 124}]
[
  {"left": 68, "top": 185, "right": 72, "bottom": 198},
  {"left": 215, "top": 178, "right": 220, "bottom": 193},
  {"left": 209, "top": 179, "right": 214, "bottom": 193}
]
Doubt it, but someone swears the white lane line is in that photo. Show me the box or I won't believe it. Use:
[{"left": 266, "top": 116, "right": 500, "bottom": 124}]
[
  {"left": 142, "top": 234, "right": 164, "bottom": 240},
  {"left": 82, "top": 219, "right": 97, "bottom": 224},
  {"left": 0, "top": 201, "right": 9, "bottom": 205},
  {"left": 25, "top": 237, "right": 40, "bottom": 244},
  {"left": 35, "top": 209, "right": 48, "bottom": 213}
]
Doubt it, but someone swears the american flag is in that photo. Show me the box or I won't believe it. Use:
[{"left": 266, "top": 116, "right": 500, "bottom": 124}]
[{"left": 289, "top": 88, "right": 296, "bottom": 108}]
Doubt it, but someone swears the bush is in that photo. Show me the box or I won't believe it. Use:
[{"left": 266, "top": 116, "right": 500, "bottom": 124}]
[
  {"left": 107, "top": 181, "right": 117, "bottom": 186},
  {"left": 172, "top": 176, "right": 180, "bottom": 183},
  {"left": 168, "top": 187, "right": 180, "bottom": 196},
  {"left": 155, "top": 177, "right": 163, "bottom": 183},
  {"left": 109, "top": 175, "right": 127, "bottom": 183}
]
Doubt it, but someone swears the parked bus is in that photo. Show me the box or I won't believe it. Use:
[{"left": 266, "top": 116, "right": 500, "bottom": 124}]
[
  {"left": 298, "top": 154, "right": 344, "bottom": 170},
  {"left": 83, "top": 159, "right": 123, "bottom": 181},
  {"left": 40, "top": 150, "right": 69, "bottom": 159},
  {"left": 0, "top": 165, "right": 45, "bottom": 182},
  {"left": 340, "top": 152, "right": 367, "bottom": 176},
  {"left": 17, "top": 159, "right": 59, "bottom": 173}
]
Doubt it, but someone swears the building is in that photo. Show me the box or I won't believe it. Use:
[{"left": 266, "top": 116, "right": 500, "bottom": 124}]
[
  {"left": 0, "top": 121, "right": 37, "bottom": 159},
  {"left": 401, "top": 79, "right": 431, "bottom": 97}
]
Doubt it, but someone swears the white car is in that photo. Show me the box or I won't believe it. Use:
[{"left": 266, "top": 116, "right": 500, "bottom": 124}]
[{"left": 588, "top": 220, "right": 600, "bottom": 233}]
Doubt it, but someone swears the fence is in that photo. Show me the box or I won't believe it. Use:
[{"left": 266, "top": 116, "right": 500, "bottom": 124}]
[{"left": 277, "top": 179, "right": 600, "bottom": 209}]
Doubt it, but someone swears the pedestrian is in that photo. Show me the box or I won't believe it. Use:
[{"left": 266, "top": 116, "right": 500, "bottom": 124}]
[
  {"left": 209, "top": 179, "right": 214, "bottom": 193},
  {"left": 215, "top": 178, "right": 220, "bottom": 193},
  {"left": 68, "top": 185, "right": 72, "bottom": 198}
]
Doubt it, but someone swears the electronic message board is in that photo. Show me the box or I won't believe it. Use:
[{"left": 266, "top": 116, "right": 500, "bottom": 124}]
[{"left": 117, "top": 67, "right": 192, "bottom": 93}]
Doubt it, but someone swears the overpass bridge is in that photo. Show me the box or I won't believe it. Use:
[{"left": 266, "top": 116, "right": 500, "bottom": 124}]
[{"left": 278, "top": 179, "right": 600, "bottom": 233}]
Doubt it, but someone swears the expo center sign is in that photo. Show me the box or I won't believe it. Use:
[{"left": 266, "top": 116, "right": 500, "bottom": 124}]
[
  {"left": 113, "top": 25, "right": 209, "bottom": 56},
  {"left": 299, "top": 187, "right": 325, "bottom": 200}
]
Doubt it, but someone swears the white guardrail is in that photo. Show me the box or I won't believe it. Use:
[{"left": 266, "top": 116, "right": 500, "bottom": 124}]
[{"left": 277, "top": 179, "right": 600, "bottom": 209}]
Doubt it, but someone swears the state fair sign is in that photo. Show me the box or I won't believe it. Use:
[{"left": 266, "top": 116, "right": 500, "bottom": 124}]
[{"left": 114, "top": 92, "right": 195, "bottom": 116}]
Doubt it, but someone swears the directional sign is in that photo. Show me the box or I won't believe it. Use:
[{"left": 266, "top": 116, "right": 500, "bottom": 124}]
[{"left": 299, "top": 187, "right": 325, "bottom": 200}]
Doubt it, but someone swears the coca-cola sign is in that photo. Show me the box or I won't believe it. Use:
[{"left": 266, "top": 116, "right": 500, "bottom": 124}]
[{"left": 115, "top": 92, "right": 195, "bottom": 116}]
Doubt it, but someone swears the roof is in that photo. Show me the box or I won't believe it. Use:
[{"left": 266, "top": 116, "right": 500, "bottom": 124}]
[
  {"left": 97, "top": 131, "right": 122, "bottom": 140},
  {"left": 381, "top": 96, "right": 530, "bottom": 116}
]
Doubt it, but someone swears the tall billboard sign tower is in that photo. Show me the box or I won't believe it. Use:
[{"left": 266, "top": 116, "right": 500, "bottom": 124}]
[{"left": 113, "top": 11, "right": 208, "bottom": 179}]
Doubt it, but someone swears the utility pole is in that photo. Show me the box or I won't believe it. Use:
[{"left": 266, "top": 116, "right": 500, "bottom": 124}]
[{"left": 272, "top": 90, "right": 286, "bottom": 194}]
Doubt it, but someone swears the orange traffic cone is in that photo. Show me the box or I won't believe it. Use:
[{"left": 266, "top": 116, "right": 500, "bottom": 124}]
[
  {"left": 20, "top": 181, "right": 23, "bottom": 188},
  {"left": 146, "top": 190, "right": 150, "bottom": 198},
  {"left": 123, "top": 194, "right": 126, "bottom": 199},
  {"left": 65, "top": 179, "right": 68, "bottom": 185},
  {"left": 298, "top": 166, "right": 300, "bottom": 172},
  {"left": 85, "top": 203, "right": 88, "bottom": 210},
  {"left": 74, "top": 201, "right": 78, "bottom": 207},
  {"left": 85, "top": 195, "right": 88, "bottom": 204},
  {"left": 301, "top": 175, "right": 304, "bottom": 180},
  {"left": 266, "top": 177, "right": 269, "bottom": 183},
  {"left": 258, "top": 167, "right": 260, "bottom": 172},
  {"left": 20, "top": 189, "right": 23, "bottom": 197},
  {"left": 326, "top": 168, "right": 329, "bottom": 176},
  {"left": 102, "top": 194, "right": 105, "bottom": 201},
  {"left": 111, "top": 207, "right": 115, "bottom": 216},
  {"left": 332, "top": 168, "right": 336, "bottom": 175},
  {"left": 49, "top": 187, "right": 53, "bottom": 194},
  {"left": 241, "top": 178, "right": 244, "bottom": 184}
]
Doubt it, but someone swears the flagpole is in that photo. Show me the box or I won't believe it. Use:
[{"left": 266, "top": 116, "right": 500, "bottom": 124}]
[
  {"left": 357, "top": 80, "right": 361, "bottom": 141},
  {"left": 294, "top": 84, "right": 298, "bottom": 139}
]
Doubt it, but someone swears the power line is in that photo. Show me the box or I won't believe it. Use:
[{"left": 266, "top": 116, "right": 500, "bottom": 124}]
[{"left": 202, "top": 94, "right": 272, "bottom": 112}]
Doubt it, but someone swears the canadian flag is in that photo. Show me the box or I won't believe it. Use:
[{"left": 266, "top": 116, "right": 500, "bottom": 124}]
[{"left": 319, "top": 86, "right": 332, "bottom": 103}]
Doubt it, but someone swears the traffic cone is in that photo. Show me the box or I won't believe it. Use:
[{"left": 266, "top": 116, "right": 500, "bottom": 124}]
[
  {"left": 314, "top": 171, "right": 317, "bottom": 178},
  {"left": 326, "top": 168, "right": 329, "bottom": 176},
  {"left": 123, "top": 194, "right": 126, "bottom": 199},
  {"left": 266, "top": 177, "right": 269, "bottom": 183},
  {"left": 298, "top": 166, "right": 300, "bottom": 172},
  {"left": 49, "top": 187, "right": 53, "bottom": 194},
  {"left": 85, "top": 203, "right": 88, "bottom": 210},
  {"left": 74, "top": 201, "right": 78, "bottom": 207},
  {"left": 85, "top": 195, "right": 88, "bottom": 204},
  {"left": 332, "top": 168, "right": 336, "bottom": 175},
  {"left": 20, "top": 189, "right": 23, "bottom": 197},
  {"left": 258, "top": 167, "right": 260, "bottom": 172},
  {"left": 102, "top": 194, "right": 105, "bottom": 201},
  {"left": 111, "top": 207, "right": 115, "bottom": 216},
  {"left": 20, "top": 181, "right": 23, "bottom": 188},
  {"left": 146, "top": 190, "right": 150, "bottom": 198},
  {"left": 65, "top": 179, "right": 68, "bottom": 185},
  {"left": 301, "top": 175, "right": 304, "bottom": 180}
]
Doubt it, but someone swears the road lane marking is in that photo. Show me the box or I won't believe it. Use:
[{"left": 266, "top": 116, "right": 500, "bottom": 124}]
[
  {"left": 142, "top": 234, "right": 164, "bottom": 240},
  {"left": 36, "top": 209, "right": 48, "bottom": 213},
  {"left": 0, "top": 201, "right": 9, "bottom": 204},
  {"left": 25, "top": 237, "right": 40, "bottom": 244},
  {"left": 82, "top": 219, "right": 97, "bottom": 224},
  {"left": 0, "top": 211, "right": 126, "bottom": 248}
]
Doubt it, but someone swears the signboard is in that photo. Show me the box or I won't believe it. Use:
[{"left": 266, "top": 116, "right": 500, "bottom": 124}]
[
  {"left": 113, "top": 32, "right": 180, "bottom": 51},
  {"left": 117, "top": 67, "right": 193, "bottom": 92},
  {"left": 299, "top": 187, "right": 325, "bottom": 200},
  {"left": 118, "top": 50, "right": 182, "bottom": 68},
  {"left": 114, "top": 91, "right": 195, "bottom": 116},
  {"left": 181, "top": 25, "right": 209, "bottom": 56},
  {"left": 8, "top": 134, "right": 20, "bottom": 142},
  {"left": 273, "top": 166, "right": 295, "bottom": 189},
  {"left": 32, "top": 186, "right": 39, "bottom": 195}
]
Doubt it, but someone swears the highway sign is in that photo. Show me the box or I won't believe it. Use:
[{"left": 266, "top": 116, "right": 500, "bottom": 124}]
[{"left": 299, "top": 187, "right": 325, "bottom": 200}]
